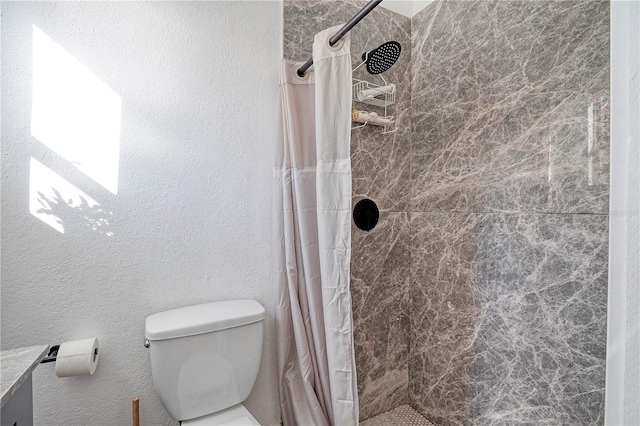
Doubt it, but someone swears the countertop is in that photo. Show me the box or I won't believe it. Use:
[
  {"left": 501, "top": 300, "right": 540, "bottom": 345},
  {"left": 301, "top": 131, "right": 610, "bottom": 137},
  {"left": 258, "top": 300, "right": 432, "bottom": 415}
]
[{"left": 0, "top": 345, "right": 49, "bottom": 407}]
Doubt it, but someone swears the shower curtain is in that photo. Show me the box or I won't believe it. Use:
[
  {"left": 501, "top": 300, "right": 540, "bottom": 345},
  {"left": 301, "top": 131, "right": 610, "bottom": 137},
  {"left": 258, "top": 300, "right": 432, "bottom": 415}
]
[{"left": 274, "top": 25, "right": 358, "bottom": 426}]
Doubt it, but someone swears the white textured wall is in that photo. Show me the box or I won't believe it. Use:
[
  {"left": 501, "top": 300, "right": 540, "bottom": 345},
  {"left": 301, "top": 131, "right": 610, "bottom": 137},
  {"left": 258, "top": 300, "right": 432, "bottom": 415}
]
[
  {"left": 606, "top": 1, "right": 640, "bottom": 425},
  {"left": 1, "top": 2, "right": 282, "bottom": 425}
]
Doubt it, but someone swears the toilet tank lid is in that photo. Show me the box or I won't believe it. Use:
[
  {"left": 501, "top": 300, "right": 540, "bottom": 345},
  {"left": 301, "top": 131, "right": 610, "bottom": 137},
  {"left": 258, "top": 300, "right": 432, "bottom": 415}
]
[{"left": 145, "top": 299, "right": 265, "bottom": 341}]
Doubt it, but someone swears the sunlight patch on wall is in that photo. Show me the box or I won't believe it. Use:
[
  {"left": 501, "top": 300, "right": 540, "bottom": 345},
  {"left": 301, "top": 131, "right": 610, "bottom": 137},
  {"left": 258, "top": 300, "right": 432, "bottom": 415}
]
[
  {"left": 29, "top": 157, "right": 113, "bottom": 236},
  {"left": 31, "top": 25, "right": 121, "bottom": 195}
]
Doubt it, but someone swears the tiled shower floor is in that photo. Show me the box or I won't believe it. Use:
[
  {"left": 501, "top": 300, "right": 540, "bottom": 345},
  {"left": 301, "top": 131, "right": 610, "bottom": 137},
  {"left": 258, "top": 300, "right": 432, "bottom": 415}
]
[{"left": 360, "top": 405, "right": 436, "bottom": 426}]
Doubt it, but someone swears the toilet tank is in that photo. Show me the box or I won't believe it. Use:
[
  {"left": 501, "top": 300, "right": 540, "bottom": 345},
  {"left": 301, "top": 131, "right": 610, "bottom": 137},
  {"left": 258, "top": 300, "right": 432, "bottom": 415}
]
[{"left": 145, "top": 300, "right": 265, "bottom": 422}]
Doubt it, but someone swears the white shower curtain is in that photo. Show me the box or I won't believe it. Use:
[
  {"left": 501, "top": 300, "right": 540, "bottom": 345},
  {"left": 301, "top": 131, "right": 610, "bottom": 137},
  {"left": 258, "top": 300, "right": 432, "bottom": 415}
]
[{"left": 274, "top": 25, "right": 358, "bottom": 426}]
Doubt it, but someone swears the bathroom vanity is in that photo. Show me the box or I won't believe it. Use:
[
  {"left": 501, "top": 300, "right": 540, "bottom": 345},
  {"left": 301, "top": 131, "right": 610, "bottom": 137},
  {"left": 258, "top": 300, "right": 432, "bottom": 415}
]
[{"left": 0, "top": 345, "right": 49, "bottom": 426}]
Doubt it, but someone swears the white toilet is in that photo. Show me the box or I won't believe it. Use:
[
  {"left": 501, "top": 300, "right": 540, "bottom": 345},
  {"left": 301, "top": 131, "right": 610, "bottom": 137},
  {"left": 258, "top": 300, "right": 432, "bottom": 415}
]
[{"left": 145, "top": 299, "right": 265, "bottom": 425}]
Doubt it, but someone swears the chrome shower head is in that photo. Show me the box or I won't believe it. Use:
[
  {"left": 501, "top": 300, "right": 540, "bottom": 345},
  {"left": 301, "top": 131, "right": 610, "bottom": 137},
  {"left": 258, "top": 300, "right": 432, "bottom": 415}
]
[{"left": 361, "top": 41, "right": 401, "bottom": 74}]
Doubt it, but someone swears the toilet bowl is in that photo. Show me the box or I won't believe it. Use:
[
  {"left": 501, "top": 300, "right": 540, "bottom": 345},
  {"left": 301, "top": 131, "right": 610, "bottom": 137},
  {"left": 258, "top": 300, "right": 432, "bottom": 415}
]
[
  {"left": 145, "top": 300, "right": 265, "bottom": 425},
  {"left": 182, "top": 404, "right": 259, "bottom": 426}
]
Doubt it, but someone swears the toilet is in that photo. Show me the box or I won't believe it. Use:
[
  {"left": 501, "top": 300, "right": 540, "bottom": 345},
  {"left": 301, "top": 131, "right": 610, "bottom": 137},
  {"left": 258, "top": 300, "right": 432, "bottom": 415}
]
[{"left": 145, "top": 299, "right": 265, "bottom": 425}]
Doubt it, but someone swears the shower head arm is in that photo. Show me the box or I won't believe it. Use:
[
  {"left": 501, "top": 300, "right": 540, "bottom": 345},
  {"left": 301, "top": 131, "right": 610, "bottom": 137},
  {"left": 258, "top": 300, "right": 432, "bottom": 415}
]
[{"left": 352, "top": 51, "right": 372, "bottom": 73}]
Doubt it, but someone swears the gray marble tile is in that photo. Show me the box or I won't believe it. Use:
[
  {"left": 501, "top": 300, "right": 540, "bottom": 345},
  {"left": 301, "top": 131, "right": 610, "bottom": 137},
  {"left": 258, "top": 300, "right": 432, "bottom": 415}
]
[
  {"left": 351, "top": 212, "right": 410, "bottom": 419},
  {"left": 409, "top": 212, "right": 608, "bottom": 425},
  {"left": 285, "top": 2, "right": 609, "bottom": 425},
  {"left": 411, "top": 0, "right": 610, "bottom": 214}
]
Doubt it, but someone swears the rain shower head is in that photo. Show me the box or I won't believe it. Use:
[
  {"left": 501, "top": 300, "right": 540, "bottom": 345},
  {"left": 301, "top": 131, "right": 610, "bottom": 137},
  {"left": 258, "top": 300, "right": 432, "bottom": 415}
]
[{"left": 361, "top": 41, "right": 401, "bottom": 74}]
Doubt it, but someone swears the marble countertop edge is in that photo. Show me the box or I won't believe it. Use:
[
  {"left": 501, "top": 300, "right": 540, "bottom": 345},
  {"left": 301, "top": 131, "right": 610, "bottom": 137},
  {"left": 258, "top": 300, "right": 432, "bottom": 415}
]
[{"left": 1, "top": 345, "right": 50, "bottom": 407}]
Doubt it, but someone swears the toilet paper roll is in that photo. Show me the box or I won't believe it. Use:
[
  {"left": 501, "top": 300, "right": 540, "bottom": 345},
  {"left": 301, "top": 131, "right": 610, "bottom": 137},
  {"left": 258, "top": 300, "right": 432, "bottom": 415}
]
[{"left": 55, "top": 338, "right": 99, "bottom": 377}]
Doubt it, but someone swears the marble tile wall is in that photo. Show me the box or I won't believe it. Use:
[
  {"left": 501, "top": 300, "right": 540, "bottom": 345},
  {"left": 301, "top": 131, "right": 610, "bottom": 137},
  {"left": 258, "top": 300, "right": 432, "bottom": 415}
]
[
  {"left": 411, "top": 0, "right": 610, "bottom": 215},
  {"left": 284, "top": 1, "right": 609, "bottom": 424},
  {"left": 283, "top": 1, "right": 412, "bottom": 420},
  {"left": 410, "top": 1, "right": 609, "bottom": 425},
  {"left": 409, "top": 213, "right": 608, "bottom": 425}
]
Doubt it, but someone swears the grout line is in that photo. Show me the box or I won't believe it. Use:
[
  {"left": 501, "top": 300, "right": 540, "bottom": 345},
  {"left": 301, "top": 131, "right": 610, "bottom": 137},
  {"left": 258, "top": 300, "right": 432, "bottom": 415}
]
[{"left": 375, "top": 210, "right": 609, "bottom": 215}]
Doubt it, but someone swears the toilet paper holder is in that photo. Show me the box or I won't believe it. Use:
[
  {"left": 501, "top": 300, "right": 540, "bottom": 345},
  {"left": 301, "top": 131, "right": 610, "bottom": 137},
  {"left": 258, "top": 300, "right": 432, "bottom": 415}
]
[
  {"left": 40, "top": 345, "right": 99, "bottom": 364},
  {"left": 40, "top": 345, "right": 60, "bottom": 364}
]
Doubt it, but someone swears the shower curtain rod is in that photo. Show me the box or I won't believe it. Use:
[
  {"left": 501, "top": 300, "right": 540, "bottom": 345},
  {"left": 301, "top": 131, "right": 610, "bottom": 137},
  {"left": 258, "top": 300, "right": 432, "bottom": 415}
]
[{"left": 296, "top": 0, "right": 383, "bottom": 77}]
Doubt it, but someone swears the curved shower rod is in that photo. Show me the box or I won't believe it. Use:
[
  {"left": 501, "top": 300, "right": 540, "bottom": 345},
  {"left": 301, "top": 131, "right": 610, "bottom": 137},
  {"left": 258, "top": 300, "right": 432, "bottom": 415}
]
[{"left": 296, "top": 0, "right": 383, "bottom": 77}]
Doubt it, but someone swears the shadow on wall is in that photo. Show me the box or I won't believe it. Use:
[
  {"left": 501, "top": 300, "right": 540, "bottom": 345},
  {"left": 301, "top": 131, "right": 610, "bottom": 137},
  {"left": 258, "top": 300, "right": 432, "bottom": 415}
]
[
  {"left": 29, "top": 24, "right": 120, "bottom": 236},
  {"left": 34, "top": 188, "right": 113, "bottom": 237},
  {"left": 29, "top": 156, "right": 114, "bottom": 237}
]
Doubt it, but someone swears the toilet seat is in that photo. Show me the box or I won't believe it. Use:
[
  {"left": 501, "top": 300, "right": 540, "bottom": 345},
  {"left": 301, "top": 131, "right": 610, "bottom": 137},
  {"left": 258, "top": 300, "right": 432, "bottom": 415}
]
[{"left": 181, "top": 404, "right": 260, "bottom": 426}]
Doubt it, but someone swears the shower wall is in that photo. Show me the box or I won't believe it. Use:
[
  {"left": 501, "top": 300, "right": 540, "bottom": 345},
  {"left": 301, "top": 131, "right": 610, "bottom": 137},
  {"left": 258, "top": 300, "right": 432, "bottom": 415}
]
[
  {"left": 283, "top": 0, "right": 609, "bottom": 424},
  {"left": 410, "top": 1, "right": 609, "bottom": 425},
  {"left": 283, "top": 1, "right": 412, "bottom": 420}
]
